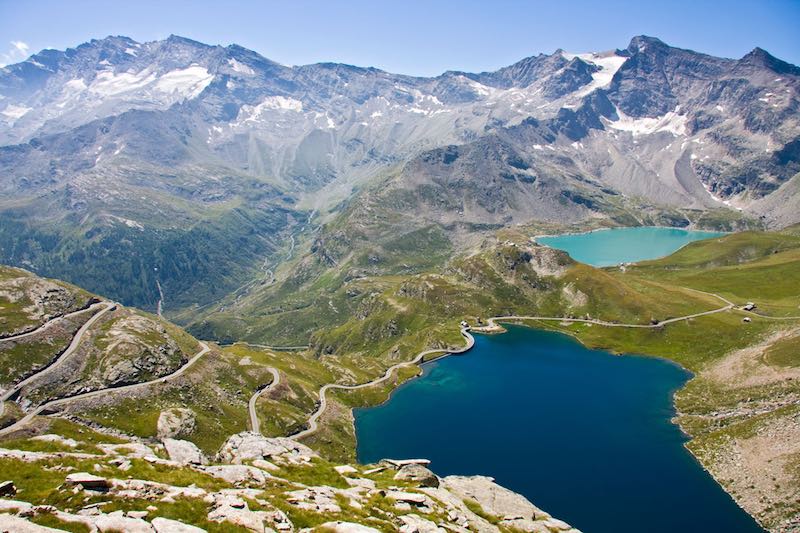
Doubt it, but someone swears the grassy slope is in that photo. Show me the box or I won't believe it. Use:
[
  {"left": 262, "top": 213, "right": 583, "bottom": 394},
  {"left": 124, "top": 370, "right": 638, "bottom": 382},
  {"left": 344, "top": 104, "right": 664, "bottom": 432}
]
[
  {"left": 2, "top": 226, "right": 798, "bottom": 527},
  {"left": 0, "top": 266, "right": 94, "bottom": 336}
]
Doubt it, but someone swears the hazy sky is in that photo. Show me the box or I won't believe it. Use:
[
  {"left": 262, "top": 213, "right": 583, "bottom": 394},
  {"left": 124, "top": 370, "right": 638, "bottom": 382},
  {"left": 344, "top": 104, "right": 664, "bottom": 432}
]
[{"left": 1, "top": 0, "right": 799, "bottom": 74}]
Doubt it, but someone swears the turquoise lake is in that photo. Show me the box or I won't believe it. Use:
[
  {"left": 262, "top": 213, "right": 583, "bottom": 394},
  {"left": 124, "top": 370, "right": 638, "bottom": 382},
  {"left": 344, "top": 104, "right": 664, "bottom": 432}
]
[
  {"left": 355, "top": 326, "right": 763, "bottom": 533},
  {"left": 536, "top": 226, "right": 726, "bottom": 266}
]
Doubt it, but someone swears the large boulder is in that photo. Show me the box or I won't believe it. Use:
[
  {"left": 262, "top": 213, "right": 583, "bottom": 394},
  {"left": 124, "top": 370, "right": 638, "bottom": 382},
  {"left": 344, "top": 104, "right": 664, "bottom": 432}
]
[
  {"left": 92, "top": 511, "right": 154, "bottom": 532},
  {"left": 202, "top": 465, "right": 270, "bottom": 486},
  {"left": 394, "top": 464, "right": 439, "bottom": 487},
  {"left": 152, "top": 516, "right": 207, "bottom": 532},
  {"left": 162, "top": 438, "right": 206, "bottom": 466},
  {"left": 0, "top": 514, "right": 64, "bottom": 532},
  {"left": 207, "top": 492, "right": 270, "bottom": 532},
  {"left": 65, "top": 472, "right": 110, "bottom": 490},
  {"left": 157, "top": 408, "right": 196, "bottom": 439},
  {"left": 217, "top": 432, "right": 316, "bottom": 464},
  {"left": 441, "top": 475, "right": 579, "bottom": 532}
]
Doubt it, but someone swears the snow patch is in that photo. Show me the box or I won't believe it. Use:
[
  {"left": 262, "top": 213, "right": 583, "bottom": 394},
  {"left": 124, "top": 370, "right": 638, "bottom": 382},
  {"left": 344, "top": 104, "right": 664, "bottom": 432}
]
[
  {"left": 460, "top": 76, "right": 493, "bottom": 97},
  {"left": 606, "top": 106, "right": 687, "bottom": 137},
  {"left": 563, "top": 51, "right": 627, "bottom": 96},
  {"left": 238, "top": 96, "right": 304, "bottom": 123},
  {"left": 228, "top": 58, "right": 255, "bottom": 76},
  {"left": 153, "top": 66, "right": 214, "bottom": 98},
  {"left": 64, "top": 78, "right": 87, "bottom": 92},
  {"left": 88, "top": 65, "right": 213, "bottom": 100},
  {"left": 27, "top": 59, "right": 49, "bottom": 70},
  {"left": 89, "top": 68, "right": 158, "bottom": 96},
  {"left": 1, "top": 104, "right": 32, "bottom": 121}
]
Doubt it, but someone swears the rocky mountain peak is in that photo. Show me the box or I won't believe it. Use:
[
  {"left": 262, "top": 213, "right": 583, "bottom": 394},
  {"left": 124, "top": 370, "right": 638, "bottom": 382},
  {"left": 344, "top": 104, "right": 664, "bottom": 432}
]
[
  {"left": 164, "top": 34, "right": 211, "bottom": 48},
  {"left": 625, "top": 35, "right": 669, "bottom": 55},
  {"left": 739, "top": 46, "right": 800, "bottom": 75}
]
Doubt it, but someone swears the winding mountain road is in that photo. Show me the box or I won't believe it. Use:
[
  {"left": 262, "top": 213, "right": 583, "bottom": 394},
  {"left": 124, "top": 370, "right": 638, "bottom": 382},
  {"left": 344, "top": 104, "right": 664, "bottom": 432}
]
[
  {"left": 0, "top": 341, "right": 210, "bottom": 436},
  {"left": 233, "top": 341, "right": 309, "bottom": 351},
  {"left": 248, "top": 367, "right": 280, "bottom": 434},
  {"left": 288, "top": 290, "right": 744, "bottom": 440},
  {"left": 0, "top": 301, "right": 108, "bottom": 343},
  {"left": 0, "top": 302, "right": 115, "bottom": 407},
  {"left": 2, "top": 285, "right": 790, "bottom": 443},
  {"left": 478, "top": 289, "right": 735, "bottom": 331},
  {"left": 289, "top": 328, "right": 475, "bottom": 441}
]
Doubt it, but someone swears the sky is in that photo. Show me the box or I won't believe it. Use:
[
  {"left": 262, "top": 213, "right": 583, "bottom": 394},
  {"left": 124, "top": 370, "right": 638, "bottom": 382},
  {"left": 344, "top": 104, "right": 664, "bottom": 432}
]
[{"left": 1, "top": 0, "right": 799, "bottom": 74}]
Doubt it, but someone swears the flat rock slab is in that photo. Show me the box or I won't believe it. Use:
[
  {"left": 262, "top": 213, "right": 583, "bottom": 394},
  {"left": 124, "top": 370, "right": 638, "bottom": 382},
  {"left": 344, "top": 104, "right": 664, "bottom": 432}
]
[
  {"left": 308, "top": 522, "right": 381, "bottom": 533},
  {"left": 0, "top": 514, "right": 64, "bottom": 532},
  {"left": 65, "top": 472, "right": 110, "bottom": 490},
  {"left": 152, "top": 516, "right": 208, "bottom": 532},
  {"left": 163, "top": 438, "right": 207, "bottom": 465},
  {"left": 92, "top": 512, "right": 154, "bottom": 532},
  {"left": 385, "top": 490, "right": 427, "bottom": 504},
  {"left": 381, "top": 458, "right": 431, "bottom": 468}
]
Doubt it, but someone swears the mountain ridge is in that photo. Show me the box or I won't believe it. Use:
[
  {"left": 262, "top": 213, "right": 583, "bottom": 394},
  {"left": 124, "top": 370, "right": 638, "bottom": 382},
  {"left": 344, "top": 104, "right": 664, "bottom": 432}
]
[{"left": 0, "top": 34, "right": 798, "bottom": 312}]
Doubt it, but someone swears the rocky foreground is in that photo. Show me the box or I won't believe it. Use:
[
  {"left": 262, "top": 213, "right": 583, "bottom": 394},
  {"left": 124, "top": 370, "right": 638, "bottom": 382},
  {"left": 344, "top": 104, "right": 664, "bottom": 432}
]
[{"left": 0, "top": 430, "right": 578, "bottom": 532}]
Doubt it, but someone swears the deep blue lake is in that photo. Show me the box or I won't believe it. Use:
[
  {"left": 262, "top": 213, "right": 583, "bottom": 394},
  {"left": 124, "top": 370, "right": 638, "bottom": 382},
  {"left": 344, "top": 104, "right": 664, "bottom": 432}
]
[
  {"left": 355, "top": 326, "right": 763, "bottom": 533},
  {"left": 536, "top": 226, "right": 726, "bottom": 266}
]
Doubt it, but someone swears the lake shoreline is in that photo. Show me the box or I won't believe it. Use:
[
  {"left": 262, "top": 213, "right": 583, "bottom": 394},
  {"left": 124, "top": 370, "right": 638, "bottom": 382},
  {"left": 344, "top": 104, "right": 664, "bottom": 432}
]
[
  {"left": 352, "top": 317, "right": 765, "bottom": 532},
  {"left": 534, "top": 225, "right": 727, "bottom": 267}
]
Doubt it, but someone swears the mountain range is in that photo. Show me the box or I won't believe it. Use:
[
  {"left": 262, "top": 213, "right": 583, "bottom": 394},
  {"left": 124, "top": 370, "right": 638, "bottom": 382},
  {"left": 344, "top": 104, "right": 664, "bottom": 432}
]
[{"left": 1, "top": 34, "right": 798, "bottom": 314}]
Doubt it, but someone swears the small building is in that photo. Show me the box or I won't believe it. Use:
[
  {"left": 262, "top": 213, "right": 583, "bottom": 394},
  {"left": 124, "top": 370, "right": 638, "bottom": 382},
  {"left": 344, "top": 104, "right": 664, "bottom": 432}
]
[
  {"left": 460, "top": 320, "right": 470, "bottom": 329},
  {"left": 742, "top": 316, "right": 752, "bottom": 323},
  {"left": 743, "top": 302, "right": 756, "bottom": 311}
]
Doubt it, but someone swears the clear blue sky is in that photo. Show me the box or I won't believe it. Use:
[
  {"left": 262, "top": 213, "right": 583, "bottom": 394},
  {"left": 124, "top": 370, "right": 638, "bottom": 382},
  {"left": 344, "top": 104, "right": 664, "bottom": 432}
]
[{"left": 1, "top": 0, "right": 798, "bottom": 74}]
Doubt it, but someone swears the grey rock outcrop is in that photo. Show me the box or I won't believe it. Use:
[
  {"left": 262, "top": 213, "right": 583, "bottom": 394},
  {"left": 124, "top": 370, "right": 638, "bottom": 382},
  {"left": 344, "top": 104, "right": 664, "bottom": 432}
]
[
  {"left": 157, "top": 408, "right": 196, "bottom": 439},
  {"left": 162, "top": 438, "right": 206, "bottom": 466},
  {"left": 217, "top": 432, "right": 316, "bottom": 464},
  {"left": 394, "top": 463, "right": 440, "bottom": 487},
  {"left": 206, "top": 492, "right": 271, "bottom": 532},
  {"left": 399, "top": 514, "right": 446, "bottom": 533},
  {"left": 0, "top": 514, "right": 64, "bottom": 532},
  {"left": 91, "top": 511, "right": 154, "bottom": 532},
  {"left": 442, "top": 475, "right": 580, "bottom": 532},
  {"left": 201, "top": 465, "right": 270, "bottom": 486},
  {"left": 152, "top": 516, "right": 207, "bottom": 532}
]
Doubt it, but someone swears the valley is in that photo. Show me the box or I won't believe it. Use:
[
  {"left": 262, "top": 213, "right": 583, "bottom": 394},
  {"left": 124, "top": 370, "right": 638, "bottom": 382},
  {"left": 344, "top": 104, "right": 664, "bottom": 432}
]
[
  {"left": 2, "top": 223, "right": 799, "bottom": 531},
  {"left": 0, "top": 29, "right": 798, "bottom": 532}
]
